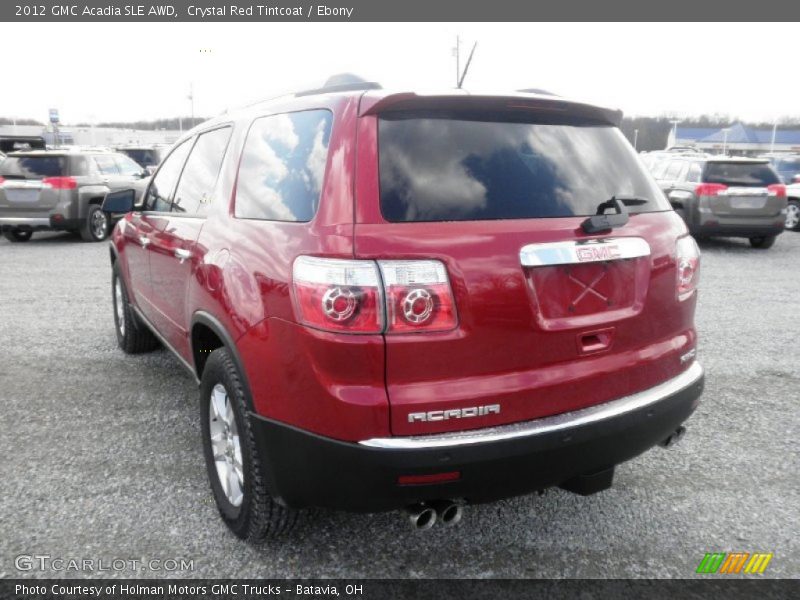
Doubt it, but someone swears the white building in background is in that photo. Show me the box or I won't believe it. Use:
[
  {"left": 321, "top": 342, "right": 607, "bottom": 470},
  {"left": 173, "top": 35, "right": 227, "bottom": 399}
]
[{"left": 0, "top": 124, "right": 181, "bottom": 147}]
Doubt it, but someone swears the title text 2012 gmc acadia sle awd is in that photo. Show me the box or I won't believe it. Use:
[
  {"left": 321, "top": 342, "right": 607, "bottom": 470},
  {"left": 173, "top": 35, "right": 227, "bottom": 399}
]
[{"left": 106, "top": 76, "right": 704, "bottom": 541}]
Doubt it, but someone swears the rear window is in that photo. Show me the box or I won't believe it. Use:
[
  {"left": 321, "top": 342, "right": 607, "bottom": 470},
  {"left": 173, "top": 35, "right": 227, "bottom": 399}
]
[
  {"left": 378, "top": 116, "right": 669, "bottom": 222},
  {"left": 703, "top": 162, "right": 780, "bottom": 186},
  {"left": 0, "top": 156, "right": 65, "bottom": 178},
  {"left": 120, "top": 149, "right": 160, "bottom": 168}
]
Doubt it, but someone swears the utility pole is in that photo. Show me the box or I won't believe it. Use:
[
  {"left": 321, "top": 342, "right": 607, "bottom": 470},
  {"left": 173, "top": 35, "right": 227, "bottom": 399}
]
[
  {"left": 454, "top": 35, "right": 460, "bottom": 88},
  {"left": 722, "top": 128, "right": 730, "bottom": 156},
  {"left": 770, "top": 121, "right": 777, "bottom": 154},
  {"left": 634, "top": 129, "right": 639, "bottom": 150},
  {"left": 188, "top": 82, "right": 195, "bottom": 128}
]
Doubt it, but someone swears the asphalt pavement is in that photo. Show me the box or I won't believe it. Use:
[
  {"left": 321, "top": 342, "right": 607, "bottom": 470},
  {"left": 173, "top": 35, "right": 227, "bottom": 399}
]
[{"left": 0, "top": 229, "right": 797, "bottom": 579}]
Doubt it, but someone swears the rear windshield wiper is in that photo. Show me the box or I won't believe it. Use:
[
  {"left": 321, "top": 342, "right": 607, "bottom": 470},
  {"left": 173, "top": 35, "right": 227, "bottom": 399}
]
[{"left": 581, "top": 196, "right": 647, "bottom": 234}]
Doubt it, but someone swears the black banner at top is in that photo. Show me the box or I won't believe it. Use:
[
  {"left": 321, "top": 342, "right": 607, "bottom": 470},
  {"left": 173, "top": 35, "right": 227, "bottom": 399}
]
[{"left": 1, "top": 0, "right": 799, "bottom": 22}]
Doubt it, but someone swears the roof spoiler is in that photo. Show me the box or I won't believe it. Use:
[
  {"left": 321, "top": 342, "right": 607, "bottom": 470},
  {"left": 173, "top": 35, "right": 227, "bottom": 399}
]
[{"left": 359, "top": 92, "right": 622, "bottom": 126}]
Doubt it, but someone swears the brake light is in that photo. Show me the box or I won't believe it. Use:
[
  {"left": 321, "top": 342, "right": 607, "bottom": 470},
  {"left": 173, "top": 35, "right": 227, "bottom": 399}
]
[
  {"left": 42, "top": 176, "right": 77, "bottom": 190},
  {"left": 292, "top": 257, "right": 458, "bottom": 334},
  {"left": 695, "top": 183, "right": 727, "bottom": 197},
  {"left": 676, "top": 236, "right": 700, "bottom": 300},
  {"left": 397, "top": 471, "right": 461, "bottom": 485},
  {"left": 0, "top": 176, "right": 5, "bottom": 185},
  {"left": 292, "top": 257, "right": 383, "bottom": 333},
  {"left": 379, "top": 260, "right": 457, "bottom": 333},
  {"left": 767, "top": 184, "right": 786, "bottom": 198}
]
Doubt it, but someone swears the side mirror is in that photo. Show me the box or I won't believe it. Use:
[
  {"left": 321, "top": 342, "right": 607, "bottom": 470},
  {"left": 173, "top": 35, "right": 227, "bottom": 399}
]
[{"left": 102, "top": 189, "right": 136, "bottom": 214}]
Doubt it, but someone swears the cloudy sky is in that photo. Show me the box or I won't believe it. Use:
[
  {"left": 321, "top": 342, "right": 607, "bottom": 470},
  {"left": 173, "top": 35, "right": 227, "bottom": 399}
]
[{"left": 2, "top": 22, "right": 798, "bottom": 124}]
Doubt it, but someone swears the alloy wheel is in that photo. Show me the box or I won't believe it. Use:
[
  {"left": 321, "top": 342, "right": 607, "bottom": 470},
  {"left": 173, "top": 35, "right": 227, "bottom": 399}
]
[{"left": 208, "top": 384, "right": 244, "bottom": 507}]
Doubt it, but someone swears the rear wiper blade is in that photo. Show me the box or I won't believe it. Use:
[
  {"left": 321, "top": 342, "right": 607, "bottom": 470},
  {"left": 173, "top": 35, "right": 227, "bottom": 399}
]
[{"left": 581, "top": 195, "right": 640, "bottom": 234}]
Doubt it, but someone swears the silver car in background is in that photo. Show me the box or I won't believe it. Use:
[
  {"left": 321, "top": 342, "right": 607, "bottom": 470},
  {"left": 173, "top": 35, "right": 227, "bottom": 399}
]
[{"left": 0, "top": 149, "right": 148, "bottom": 242}]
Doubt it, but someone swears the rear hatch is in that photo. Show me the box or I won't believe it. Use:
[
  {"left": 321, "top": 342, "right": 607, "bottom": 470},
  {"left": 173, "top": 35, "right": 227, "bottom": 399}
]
[
  {"left": 354, "top": 98, "right": 697, "bottom": 436},
  {"left": 699, "top": 160, "right": 784, "bottom": 218},
  {"left": 0, "top": 154, "right": 68, "bottom": 214}
]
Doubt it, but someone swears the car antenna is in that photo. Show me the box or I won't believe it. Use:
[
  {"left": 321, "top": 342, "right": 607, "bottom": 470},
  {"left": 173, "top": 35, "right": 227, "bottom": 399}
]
[{"left": 457, "top": 41, "right": 478, "bottom": 89}]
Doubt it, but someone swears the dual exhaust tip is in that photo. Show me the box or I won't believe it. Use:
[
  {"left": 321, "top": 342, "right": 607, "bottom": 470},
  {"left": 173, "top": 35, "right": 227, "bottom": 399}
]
[{"left": 406, "top": 500, "right": 463, "bottom": 530}]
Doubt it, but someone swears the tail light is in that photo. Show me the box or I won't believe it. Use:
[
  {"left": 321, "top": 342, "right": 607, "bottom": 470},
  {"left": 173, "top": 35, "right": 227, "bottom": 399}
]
[
  {"left": 378, "top": 260, "right": 457, "bottom": 333},
  {"left": 676, "top": 236, "right": 700, "bottom": 300},
  {"left": 292, "top": 257, "right": 458, "bottom": 334},
  {"left": 42, "top": 176, "right": 77, "bottom": 190},
  {"left": 0, "top": 176, "right": 5, "bottom": 185},
  {"left": 695, "top": 183, "right": 727, "bottom": 197},
  {"left": 292, "top": 257, "right": 383, "bottom": 333},
  {"left": 767, "top": 184, "right": 786, "bottom": 198}
]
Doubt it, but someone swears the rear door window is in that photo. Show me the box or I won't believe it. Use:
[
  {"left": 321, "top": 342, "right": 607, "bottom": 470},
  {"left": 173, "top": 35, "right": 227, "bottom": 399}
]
[
  {"left": 378, "top": 115, "right": 668, "bottom": 222},
  {"left": 0, "top": 156, "right": 65, "bottom": 179},
  {"left": 703, "top": 162, "right": 780, "bottom": 186},
  {"left": 145, "top": 140, "right": 192, "bottom": 212},
  {"left": 171, "top": 126, "right": 232, "bottom": 215},
  {"left": 115, "top": 155, "right": 144, "bottom": 177},
  {"left": 235, "top": 110, "right": 333, "bottom": 222}
]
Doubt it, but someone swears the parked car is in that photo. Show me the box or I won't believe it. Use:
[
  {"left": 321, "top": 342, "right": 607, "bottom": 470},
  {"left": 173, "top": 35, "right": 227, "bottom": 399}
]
[
  {"left": 761, "top": 154, "right": 800, "bottom": 185},
  {"left": 0, "top": 135, "right": 46, "bottom": 154},
  {"left": 106, "top": 76, "right": 704, "bottom": 541},
  {"left": 115, "top": 145, "right": 168, "bottom": 175},
  {"left": 0, "top": 149, "right": 149, "bottom": 242},
  {"left": 656, "top": 156, "right": 787, "bottom": 248},
  {"left": 785, "top": 183, "right": 800, "bottom": 231}
]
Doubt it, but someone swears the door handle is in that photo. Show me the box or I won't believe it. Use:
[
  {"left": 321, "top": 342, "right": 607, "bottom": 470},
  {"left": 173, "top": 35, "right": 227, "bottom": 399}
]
[
  {"left": 174, "top": 248, "right": 193, "bottom": 263},
  {"left": 138, "top": 235, "right": 150, "bottom": 247}
]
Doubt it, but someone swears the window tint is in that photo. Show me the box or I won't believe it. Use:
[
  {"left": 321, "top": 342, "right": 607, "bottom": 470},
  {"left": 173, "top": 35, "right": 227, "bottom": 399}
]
[
  {"left": 172, "top": 127, "right": 232, "bottom": 215},
  {"left": 703, "top": 162, "right": 780, "bottom": 186},
  {"left": 686, "top": 163, "right": 702, "bottom": 183},
  {"left": 378, "top": 116, "right": 668, "bottom": 222},
  {"left": 1, "top": 156, "right": 65, "bottom": 178},
  {"left": 145, "top": 140, "right": 192, "bottom": 212},
  {"left": 94, "top": 155, "right": 119, "bottom": 176},
  {"left": 235, "top": 110, "right": 333, "bottom": 222},
  {"left": 115, "top": 155, "right": 143, "bottom": 176}
]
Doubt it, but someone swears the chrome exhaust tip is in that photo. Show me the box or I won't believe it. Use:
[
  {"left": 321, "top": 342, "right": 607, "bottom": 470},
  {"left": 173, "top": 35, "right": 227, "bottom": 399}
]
[
  {"left": 432, "top": 500, "right": 463, "bottom": 526},
  {"left": 406, "top": 504, "right": 437, "bottom": 530},
  {"left": 659, "top": 425, "right": 687, "bottom": 448}
]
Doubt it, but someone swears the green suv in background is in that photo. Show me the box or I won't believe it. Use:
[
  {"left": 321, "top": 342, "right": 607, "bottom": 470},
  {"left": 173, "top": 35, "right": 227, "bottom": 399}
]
[{"left": 0, "top": 149, "right": 148, "bottom": 242}]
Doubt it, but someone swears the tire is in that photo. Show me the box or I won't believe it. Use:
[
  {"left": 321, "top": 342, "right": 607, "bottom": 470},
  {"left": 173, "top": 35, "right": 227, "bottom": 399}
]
[
  {"left": 200, "top": 347, "right": 299, "bottom": 542},
  {"left": 749, "top": 235, "right": 776, "bottom": 249},
  {"left": 785, "top": 200, "right": 800, "bottom": 232},
  {"left": 112, "top": 262, "right": 160, "bottom": 353},
  {"left": 80, "top": 205, "right": 109, "bottom": 242},
  {"left": 3, "top": 229, "right": 33, "bottom": 242}
]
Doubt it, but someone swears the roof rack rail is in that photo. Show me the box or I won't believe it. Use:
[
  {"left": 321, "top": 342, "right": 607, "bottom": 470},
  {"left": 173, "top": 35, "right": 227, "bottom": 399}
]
[
  {"left": 295, "top": 73, "right": 381, "bottom": 97},
  {"left": 516, "top": 88, "right": 558, "bottom": 96}
]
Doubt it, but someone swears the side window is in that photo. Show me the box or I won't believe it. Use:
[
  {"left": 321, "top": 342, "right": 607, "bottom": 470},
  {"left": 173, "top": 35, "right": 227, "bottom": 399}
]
[
  {"left": 115, "top": 155, "right": 143, "bottom": 177},
  {"left": 94, "top": 155, "right": 119, "bottom": 176},
  {"left": 145, "top": 140, "right": 192, "bottom": 212},
  {"left": 172, "top": 127, "right": 232, "bottom": 215},
  {"left": 235, "top": 110, "right": 333, "bottom": 222},
  {"left": 686, "top": 163, "right": 702, "bottom": 183}
]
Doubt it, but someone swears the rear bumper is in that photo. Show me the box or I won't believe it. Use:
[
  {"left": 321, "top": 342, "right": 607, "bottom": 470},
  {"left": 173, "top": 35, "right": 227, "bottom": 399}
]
[
  {"left": 251, "top": 362, "right": 704, "bottom": 512},
  {"left": 0, "top": 215, "right": 81, "bottom": 231},
  {"left": 692, "top": 217, "right": 785, "bottom": 238}
]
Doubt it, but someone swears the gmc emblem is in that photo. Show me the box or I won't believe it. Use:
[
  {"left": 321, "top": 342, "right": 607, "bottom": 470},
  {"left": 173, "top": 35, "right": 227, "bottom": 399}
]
[
  {"left": 576, "top": 244, "right": 621, "bottom": 262},
  {"left": 408, "top": 404, "right": 501, "bottom": 423}
]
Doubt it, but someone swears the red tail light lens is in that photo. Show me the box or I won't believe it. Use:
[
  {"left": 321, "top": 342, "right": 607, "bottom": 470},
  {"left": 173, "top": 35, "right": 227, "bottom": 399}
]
[
  {"left": 0, "top": 176, "right": 5, "bottom": 185},
  {"left": 397, "top": 471, "right": 461, "bottom": 485},
  {"left": 767, "top": 184, "right": 786, "bottom": 198},
  {"left": 292, "top": 257, "right": 383, "bottom": 333},
  {"left": 379, "top": 260, "right": 458, "bottom": 334},
  {"left": 676, "top": 236, "right": 700, "bottom": 300},
  {"left": 695, "top": 183, "right": 727, "bottom": 197},
  {"left": 292, "top": 257, "right": 458, "bottom": 334},
  {"left": 42, "top": 176, "right": 77, "bottom": 190}
]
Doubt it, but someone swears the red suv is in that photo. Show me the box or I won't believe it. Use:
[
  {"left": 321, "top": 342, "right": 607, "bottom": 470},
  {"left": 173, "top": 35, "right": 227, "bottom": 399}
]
[{"left": 107, "top": 77, "right": 704, "bottom": 541}]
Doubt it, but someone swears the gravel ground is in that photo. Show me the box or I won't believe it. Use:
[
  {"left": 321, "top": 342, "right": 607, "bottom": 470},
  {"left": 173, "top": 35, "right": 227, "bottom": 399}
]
[{"left": 0, "top": 230, "right": 797, "bottom": 580}]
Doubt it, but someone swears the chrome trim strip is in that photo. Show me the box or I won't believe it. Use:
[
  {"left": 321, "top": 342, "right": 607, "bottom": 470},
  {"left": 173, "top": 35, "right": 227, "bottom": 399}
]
[
  {"left": 359, "top": 362, "right": 703, "bottom": 449},
  {"left": 0, "top": 217, "right": 50, "bottom": 226},
  {"left": 520, "top": 237, "right": 651, "bottom": 267}
]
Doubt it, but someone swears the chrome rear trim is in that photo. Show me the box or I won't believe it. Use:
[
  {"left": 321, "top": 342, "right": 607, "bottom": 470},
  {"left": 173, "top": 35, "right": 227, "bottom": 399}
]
[
  {"left": 359, "top": 362, "right": 703, "bottom": 449},
  {"left": 520, "top": 237, "right": 651, "bottom": 267},
  {"left": 0, "top": 217, "right": 50, "bottom": 226}
]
